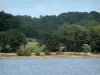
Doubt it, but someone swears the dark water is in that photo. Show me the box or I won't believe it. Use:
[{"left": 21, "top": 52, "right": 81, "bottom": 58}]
[{"left": 0, "top": 58, "right": 100, "bottom": 75}]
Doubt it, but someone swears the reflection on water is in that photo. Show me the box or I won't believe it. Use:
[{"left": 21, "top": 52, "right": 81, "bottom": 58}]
[{"left": 0, "top": 58, "right": 100, "bottom": 75}]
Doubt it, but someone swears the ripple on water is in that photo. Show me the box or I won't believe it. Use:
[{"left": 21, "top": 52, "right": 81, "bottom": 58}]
[{"left": 0, "top": 58, "right": 100, "bottom": 75}]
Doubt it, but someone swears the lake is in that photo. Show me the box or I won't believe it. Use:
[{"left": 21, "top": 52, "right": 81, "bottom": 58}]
[{"left": 0, "top": 58, "right": 100, "bottom": 75}]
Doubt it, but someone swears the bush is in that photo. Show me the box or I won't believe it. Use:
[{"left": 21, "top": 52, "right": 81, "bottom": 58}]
[
  {"left": 44, "top": 50, "right": 51, "bottom": 55},
  {"left": 27, "top": 38, "right": 33, "bottom": 42},
  {"left": 81, "top": 44, "right": 91, "bottom": 53},
  {"left": 35, "top": 52, "right": 41, "bottom": 56},
  {"left": 23, "top": 49, "right": 32, "bottom": 56},
  {"left": 56, "top": 51, "right": 62, "bottom": 55},
  {"left": 16, "top": 49, "right": 24, "bottom": 56},
  {"left": 16, "top": 48, "right": 32, "bottom": 56}
]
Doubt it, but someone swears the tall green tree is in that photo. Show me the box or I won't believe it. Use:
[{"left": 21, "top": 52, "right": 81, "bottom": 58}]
[
  {"left": 42, "top": 31, "right": 60, "bottom": 52},
  {"left": 8, "top": 29, "right": 27, "bottom": 52},
  {"left": 0, "top": 29, "right": 27, "bottom": 53},
  {"left": 0, "top": 31, "right": 9, "bottom": 52},
  {"left": 59, "top": 23, "right": 87, "bottom": 52}
]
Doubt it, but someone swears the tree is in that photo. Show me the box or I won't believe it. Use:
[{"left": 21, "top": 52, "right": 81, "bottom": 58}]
[
  {"left": 42, "top": 31, "right": 60, "bottom": 52},
  {"left": 0, "top": 29, "right": 27, "bottom": 53},
  {"left": 8, "top": 29, "right": 27, "bottom": 52},
  {"left": 0, "top": 11, "right": 21, "bottom": 31},
  {"left": 15, "top": 11, "right": 100, "bottom": 39},
  {"left": 59, "top": 23, "right": 87, "bottom": 52},
  {"left": 0, "top": 31, "right": 9, "bottom": 53},
  {"left": 59, "top": 23, "right": 74, "bottom": 51},
  {"left": 1, "top": 11, "right": 100, "bottom": 53},
  {"left": 70, "top": 25, "right": 87, "bottom": 52},
  {"left": 90, "top": 26, "right": 100, "bottom": 52},
  {"left": 86, "top": 21, "right": 100, "bottom": 52},
  {"left": 0, "top": 11, "right": 26, "bottom": 53}
]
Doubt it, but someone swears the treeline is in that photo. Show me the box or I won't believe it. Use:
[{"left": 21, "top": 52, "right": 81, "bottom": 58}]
[
  {"left": 1, "top": 11, "right": 100, "bottom": 39},
  {"left": 40, "top": 22, "right": 100, "bottom": 52},
  {"left": 0, "top": 11, "right": 100, "bottom": 53},
  {"left": 17, "top": 11, "right": 100, "bottom": 39}
]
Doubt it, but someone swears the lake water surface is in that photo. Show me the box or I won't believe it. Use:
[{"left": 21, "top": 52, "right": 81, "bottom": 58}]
[{"left": 0, "top": 58, "right": 100, "bottom": 75}]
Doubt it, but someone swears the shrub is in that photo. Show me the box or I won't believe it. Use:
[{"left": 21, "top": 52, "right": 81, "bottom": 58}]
[
  {"left": 23, "top": 49, "right": 32, "bottom": 56},
  {"left": 16, "top": 47, "right": 33, "bottom": 56},
  {"left": 81, "top": 44, "right": 91, "bottom": 53},
  {"left": 44, "top": 50, "right": 51, "bottom": 55},
  {"left": 35, "top": 52, "right": 41, "bottom": 56},
  {"left": 42, "top": 47, "right": 47, "bottom": 52},
  {"left": 16, "top": 49, "right": 24, "bottom": 56},
  {"left": 27, "top": 38, "right": 33, "bottom": 42},
  {"left": 56, "top": 51, "right": 62, "bottom": 55}
]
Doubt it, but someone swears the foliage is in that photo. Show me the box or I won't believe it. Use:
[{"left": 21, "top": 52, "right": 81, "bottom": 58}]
[
  {"left": 16, "top": 47, "right": 32, "bottom": 56},
  {"left": 1, "top": 11, "right": 100, "bottom": 53},
  {"left": 0, "top": 31, "right": 9, "bottom": 52},
  {"left": 85, "top": 22, "right": 100, "bottom": 52},
  {"left": 16, "top": 49, "right": 24, "bottom": 56},
  {"left": 81, "top": 44, "right": 91, "bottom": 52},
  {"left": 8, "top": 29, "right": 27, "bottom": 51},
  {"left": 25, "top": 41, "right": 44, "bottom": 53},
  {"left": 44, "top": 50, "right": 51, "bottom": 55},
  {"left": 27, "top": 38, "right": 33, "bottom": 42},
  {"left": 42, "top": 31, "right": 60, "bottom": 52},
  {"left": 0, "top": 29, "right": 27, "bottom": 53},
  {"left": 35, "top": 52, "right": 41, "bottom": 56},
  {"left": 56, "top": 51, "right": 63, "bottom": 55},
  {"left": 15, "top": 11, "right": 100, "bottom": 39},
  {"left": 0, "top": 11, "right": 21, "bottom": 31},
  {"left": 0, "top": 11, "right": 27, "bottom": 53},
  {"left": 41, "top": 22, "right": 100, "bottom": 52},
  {"left": 1, "top": 11, "right": 100, "bottom": 40}
]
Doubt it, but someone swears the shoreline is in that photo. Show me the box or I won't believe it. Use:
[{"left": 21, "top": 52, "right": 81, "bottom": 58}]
[
  {"left": 0, "top": 52, "right": 100, "bottom": 58},
  {"left": 0, "top": 55, "right": 100, "bottom": 58}
]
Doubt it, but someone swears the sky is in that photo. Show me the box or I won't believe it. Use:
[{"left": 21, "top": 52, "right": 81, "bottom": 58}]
[{"left": 0, "top": 0, "right": 100, "bottom": 17}]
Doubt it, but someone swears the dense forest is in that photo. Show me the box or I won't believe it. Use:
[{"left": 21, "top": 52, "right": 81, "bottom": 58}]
[{"left": 0, "top": 11, "right": 100, "bottom": 53}]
